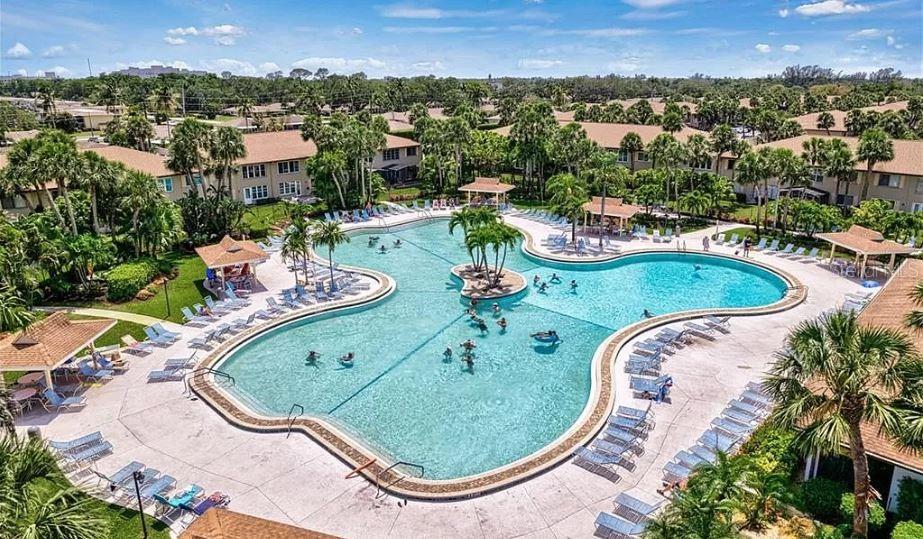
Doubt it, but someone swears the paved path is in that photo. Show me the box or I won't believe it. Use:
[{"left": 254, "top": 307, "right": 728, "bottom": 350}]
[
  {"left": 17, "top": 210, "right": 870, "bottom": 539},
  {"left": 37, "top": 306, "right": 172, "bottom": 328}
]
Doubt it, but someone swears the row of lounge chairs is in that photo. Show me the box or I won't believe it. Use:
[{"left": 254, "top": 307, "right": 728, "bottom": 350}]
[
  {"left": 631, "top": 225, "right": 674, "bottom": 243},
  {"left": 594, "top": 492, "right": 664, "bottom": 538},
  {"left": 572, "top": 404, "right": 654, "bottom": 484},
  {"left": 716, "top": 234, "right": 823, "bottom": 262},
  {"left": 841, "top": 289, "right": 877, "bottom": 312},
  {"left": 518, "top": 209, "right": 571, "bottom": 228},
  {"left": 661, "top": 383, "right": 772, "bottom": 490}
]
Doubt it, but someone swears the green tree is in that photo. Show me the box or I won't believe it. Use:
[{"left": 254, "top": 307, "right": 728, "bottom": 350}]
[
  {"left": 546, "top": 173, "right": 588, "bottom": 243},
  {"left": 709, "top": 124, "right": 736, "bottom": 175},
  {"left": 209, "top": 126, "right": 246, "bottom": 197},
  {"left": 311, "top": 220, "right": 350, "bottom": 283},
  {"left": 167, "top": 118, "right": 212, "bottom": 197},
  {"left": 619, "top": 131, "right": 644, "bottom": 172},
  {"left": 764, "top": 311, "right": 923, "bottom": 538},
  {"left": 817, "top": 111, "right": 835, "bottom": 136},
  {"left": 856, "top": 128, "right": 894, "bottom": 200}
]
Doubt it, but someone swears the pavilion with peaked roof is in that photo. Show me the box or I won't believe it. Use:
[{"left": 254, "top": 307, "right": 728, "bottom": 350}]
[
  {"left": 581, "top": 196, "right": 643, "bottom": 235},
  {"left": 458, "top": 177, "right": 516, "bottom": 206},
  {"left": 195, "top": 235, "right": 269, "bottom": 293},
  {"left": 816, "top": 225, "right": 915, "bottom": 278},
  {"left": 180, "top": 508, "right": 341, "bottom": 539},
  {"left": 0, "top": 312, "right": 115, "bottom": 390}
]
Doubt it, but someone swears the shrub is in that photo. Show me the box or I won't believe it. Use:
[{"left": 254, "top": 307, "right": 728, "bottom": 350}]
[
  {"left": 105, "top": 260, "right": 158, "bottom": 302},
  {"left": 897, "top": 477, "right": 923, "bottom": 524},
  {"left": 739, "top": 425, "right": 799, "bottom": 476},
  {"left": 839, "top": 493, "right": 886, "bottom": 531},
  {"left": 801, "top": 478, "right": 848, "bottom": 522},
  {"left": 894, "top": 521, "right": 923, "bottom": 539}
]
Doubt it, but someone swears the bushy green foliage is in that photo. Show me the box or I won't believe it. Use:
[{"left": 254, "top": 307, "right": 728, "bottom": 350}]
[
  {"left": 840, "top": 493, "right": 886, "bottom": 530},
  {"left": 894, "top": 521, "right": 923, "bottom": 539},
  {"left": 897, "top": 477, "right": 923, "bottom": 524},
  {"left": 801, "top": 478, "right": 849, "bottom": 521},
  {"left": 739, "top": 424, "right": 799, "bottom": 476},
  {"left": 105, "top": 259, "right": 158, "bottom": 301}
]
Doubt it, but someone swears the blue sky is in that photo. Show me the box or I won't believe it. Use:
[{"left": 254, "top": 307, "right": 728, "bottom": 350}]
[{"left": 1, "top": 0, "right": 920, "bottom": 79}]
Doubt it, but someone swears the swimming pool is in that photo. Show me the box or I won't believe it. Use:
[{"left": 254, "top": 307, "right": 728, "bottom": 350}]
[{"left": 217, "top": 220, "right": 788, "bottom": 480}]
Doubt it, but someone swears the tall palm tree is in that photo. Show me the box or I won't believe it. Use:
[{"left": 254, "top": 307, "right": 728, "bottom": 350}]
[
  {"left": 81, "top": 152, "right": 122, "bottom": 234},
  {"left": 121, "top": 171, "right": 161, "bottom": 257},
  {"left": 209, "top": 126, "right": 246, "bottom": 197},
  {"left": 281, "top": 218, "right": 311, "bottom": 285},
  {"left": 817, "top": 111, "right": 835, "bottom": 136},
  {"left": 33, "top": 131, "right": 82, "bottom": 235},
  {"left": 709, "top": 123, "right": 737, "bottom": 175},
  {"left": 583, "top": 152, "right": 629, "bottom": 248},
  {"left": 308, "top": 151, "right": 349, "bottom": 209},
  {"left": 151, "top": 84, "right": 176, "bottom": 123},
  {"left": 823, "top": 138, "right": 858, "bottom": 210},
  {"left": 488, "top": 223, "right": 521, "bottom": 288},
  {"left": 857, "top": 128, "right": 894, "bottom": 200},
  {"left": 311, "top": 221, "right": 350, "bottom": 283},
  {"left": 34, "top": 87, "right": 57, "bottom": 127},
  {"left": 685, "top": 134, "right": 712, "bottom": 187},
  {"left": 237, "top": 96, "right": 254, "bottom": 130},
  {"left": 124, "top": 112, "right": 154, "bottom": 151},
  {"left": 619, "top": 131, "right": 644, "bottom": 172},
  {"left": 546, "top": 173, "right": 588, "bottom": 243},
  {"left": 735, "top": 150, "right": 770, "bottom": 233},
  {"left": 763, "top": 310, "right": 923, "bottom": 538},
  {"left": 167, "top": 118, "right": 212, "bottom": 196}
]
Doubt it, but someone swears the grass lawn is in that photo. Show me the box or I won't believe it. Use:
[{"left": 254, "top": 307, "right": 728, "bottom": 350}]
[
  {"left": 242, "top": 201, "right": 290, "bottom": 238},
  {"left": 379, "top": 186, "right": 421, "bottom": 202}
]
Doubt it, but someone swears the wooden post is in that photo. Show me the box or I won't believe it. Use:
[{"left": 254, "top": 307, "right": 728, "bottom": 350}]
[
  {"left": 828, "top": 244, "right": 836, "bottom": 263},
  {"left": 43, "top": 370, "right": 54, "bottom": 391}
]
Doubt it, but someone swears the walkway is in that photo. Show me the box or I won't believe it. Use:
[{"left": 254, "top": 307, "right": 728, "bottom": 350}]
[
  {"left": 16, "top": 209, "right": 869, "bottom": 538},
  {"left": 37, "top": 306, "right": 175, "bottom": 328}
]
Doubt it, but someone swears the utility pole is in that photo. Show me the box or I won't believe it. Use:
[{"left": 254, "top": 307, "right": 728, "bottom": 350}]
[
  {"left": 86, "top": 58, "right": 93, "bottom": 77},
  {"left": 181, "top": 85, "right": 186, "bottom": 117}
]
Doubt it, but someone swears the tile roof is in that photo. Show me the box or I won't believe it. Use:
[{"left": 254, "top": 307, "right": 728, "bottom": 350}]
[
  {"left": 793, "top": 101, "right": 909, "bottom": 133},
  {"left": 180, "top": 508, "right": 340, "bottom": 539},
  {"left": 0, "top": 312, "right": 115, "bottom": 371},
  {"left": 492, "top": 121, "right": 704, "bottom": 148},
  {"left": 85, "top": 146, "right": 175, "bottom": 178},
  {"left": 239, "top": 131, "right": 318, "bottom": 165},
  {"left": 195, "top": 235, "right": 269, "bottom": 268},
  {"left": 816, "top": 225, "right": 916, "bottom": 256},
  {"left": 582, "top": 196, "right": 643, "bottom": 219},
  {"left": 755, "top": 135, "right": 923, "bottom": 177},
  {"left": 458, "top": 177, "right": 516, "bottom": 193}
]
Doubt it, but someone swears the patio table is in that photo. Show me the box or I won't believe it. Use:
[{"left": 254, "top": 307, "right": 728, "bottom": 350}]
[
  {"left": 12, "top": 387, "right": 37, "bottom": 411},
  {"left": 16, "top": 372, "right": 44, "bottom": 386}
]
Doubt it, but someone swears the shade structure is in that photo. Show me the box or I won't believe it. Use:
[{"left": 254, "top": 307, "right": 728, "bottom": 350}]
[
  {"left": 195, "top": 235, "right": 269, "bottom": 293},
  {"left": 180, "top": 508, "right": 340, "bottom": 539},
  {"left": 581, "top": 196, "right": 643, "bottom": 234},
  {"left": 0, "top": 312, "right": 115, "bottom": 390},
  {"left": 458, "top": 177, "right": 516, "bottom": 205},
  {"left": 816, "top": 225, "right": 914, "bottom": 278}
]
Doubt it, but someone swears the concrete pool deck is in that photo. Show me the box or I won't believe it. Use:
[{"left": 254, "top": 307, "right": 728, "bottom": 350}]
[{"left": 16, "top": 208, "right": 871, "bottom": 538}]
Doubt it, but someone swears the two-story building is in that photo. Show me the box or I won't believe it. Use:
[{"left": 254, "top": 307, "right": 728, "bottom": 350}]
[{"left": 793, "top": 101, "right": 909, "bottom": 137}]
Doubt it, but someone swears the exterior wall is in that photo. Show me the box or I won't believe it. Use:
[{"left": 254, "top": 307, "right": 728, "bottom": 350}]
[
  {"left": 154, "top": 174, "right": 186, "bottom": 202},
  {"left": 228, "top": 159, "right": 313, "bottom": 204},
  {"left": 371, "top": 146, "right": 421, "bottom": 183},
  {"left": 886, "top": 466, "right": 923, "bottom": 512},
  {"left": 79, "top": 113, "right": 116, "bottom": 130}
]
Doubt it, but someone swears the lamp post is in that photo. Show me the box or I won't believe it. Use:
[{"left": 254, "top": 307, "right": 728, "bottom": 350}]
[
  {"left": 132, "top": 470, "right": 149, "bottom": 539},
  {"left": 163, "top": 277, "right": 171, "bottom": 318}
]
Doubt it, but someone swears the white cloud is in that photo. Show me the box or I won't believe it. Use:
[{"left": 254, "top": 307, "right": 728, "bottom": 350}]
[
  {"left": 351, "top": 27, "right": 363, "bottom": 35},
  {"left": 794, "top": 0, "right": 869, "bottom": 16},
  {"left": 547, "top": 27, "right": 649, "bottom": 37},
  {"left": 167, "top": 26, "right": 199, "bottom": 36},
  {"left": 778, "top": 8, "right": 790, "bottom": 17},
  {"left": 411, "top": 60, "right": 446, "bottom": 71},
  {"left": 15, "top": 68, "right": 27, "bottom": 76},
  {"left": 41, "top": 45, "right": 66, "bottom": 58},
  {"left": 164, "top": 36, "right": 187, "bottom": 45},
  {"left": 4, "top": 42, "right": 32, "bottom": 59},
  {"left": 782, "top": 44, "right": 801, "bottom": 52},
  {"left": 622, "top": 9, "right": 685, "bottom": 20},
  {"left": 622, "top": 0, "right": 681, "bottom": 7},
  {"left": 517, "top": 58, "right": 563, "bottom": 69},
  {"left": 378, "top": 4, "right": 502, "bottom": 18},
  {"left": 259, "top": 62, "right": 280, "bottom": 72},
  {"left": 115, "top": 60, "right": 191, "bottom": 70},
  {"left": 290, "top": 57, "right": 387, "bottom": 72},
  {"left": 383, "top": 25, "right": 476, "bottom": 34},
  {"left": 201, "top": 58, "right": 257, "bottom": 75},
  {"left": 202, "top": 24, "right": 246, "bottom": 45},
  {"left": 48, "top": 66, "right": 73, "bottom": 77},
  {"left": 848, "top": 28, "right": 883, "bottom": 38},
  {"left": 755, "top": 43, "right": 772, "bottom": 53}
]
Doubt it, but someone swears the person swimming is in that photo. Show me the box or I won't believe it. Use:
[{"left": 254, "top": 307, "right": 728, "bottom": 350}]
[
  {"left": 492, "top": 302, "right": 501, "bottom": 314},
  {"left": 339, "top": 352, "right": 355, "bottom": 365},
  {"left": 497, "top": 317, "right": 508, "bottom": 330},
  {"left": 643, "top": 309, "right": 654, "bottom": 319},
  {"left": 694, "top": 264, "right": 702, "bottom": 271},
  {"left": 550, "top": 273, "right": 562, "bottom": 283},
  {"left": 461, "top": 339, "right": 477, "bottom": 351},
  {"left": 533, "top": 275, "right": 541, "bottom": 285},
  {"left": 531, "top": 330, "right": 560, "bottom": 342},
  {"left": 379, "top": 244, "right": 387, "bottom": 253},
  {"left": 393, "top": 239, "right": 402, "bottom": 247},
  {"left": 570, "top": 280, "right": 578, "bottom": 290},
  {"left": 476, "top": 319, "right": 488, "bottom": 334},
  {"left": 539, "top": 282, "right": 548, "bottom": 293},
  {"left": 306, "top": 350, "right": 320, "bottom": 364},
  {"left": 462, "top": 352, "right": 474, "bottom": 368},
  {"left": 443, "top": 347, "right": 453, "bottom": 361}
]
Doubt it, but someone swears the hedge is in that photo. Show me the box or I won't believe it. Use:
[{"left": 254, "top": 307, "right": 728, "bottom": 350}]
[
  {"left": 106, "top": 260, "right": 159, "bottom": 302},
  {"left": 894, "top": 521, "right": 923, "bottom": 539},
  {"left": 839, "top": 493, "right": 886, "bottom": 531},
  {"left": 897, "top": 477, "right": 923, "bottom": 524},
  {"left": 801, "top": 477, "right": 849, "bottom": 522}
]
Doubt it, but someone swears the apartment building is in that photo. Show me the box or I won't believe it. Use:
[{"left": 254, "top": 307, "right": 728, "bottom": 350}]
[{"left": 794, "top": 101, "right": 908, "bottom": 136}]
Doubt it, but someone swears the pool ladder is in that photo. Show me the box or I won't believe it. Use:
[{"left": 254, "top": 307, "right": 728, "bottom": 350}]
[
  {"left": 183, "top": 367, "right": 235, "bottom": 396},
  {"left": 375, "top": 461, "right": 425, "bottom": 498},
  {"left": 286, "top": 404, "right": 304, "bottom": 437}
]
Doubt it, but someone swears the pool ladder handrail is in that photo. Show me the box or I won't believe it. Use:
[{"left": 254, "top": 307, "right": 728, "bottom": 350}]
[
  {"left": 183, "top": 367, "right": 235, "bottom": 396},
  {"left": 286, "top": 404, "right": 304, "bottom": 437},
  {"left": 375, "top": 461, "right": 425, "bottom": 498}
]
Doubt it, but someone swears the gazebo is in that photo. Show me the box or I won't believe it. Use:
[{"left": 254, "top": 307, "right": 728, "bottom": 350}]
[
  {"left": 581, "top": 197, "right": 643, "bottom": 236},
  {"left": 0, "top": 312, "right": 115, "bottom": 390},
  {"left": 816, "top": 225, "right": 915, "bottom": 278},
  {"left": 195, "top": 235, "right": 269, "bottom": 293},
  {"left": 458, "top": 177, "right": 516, "bottom": 206}
]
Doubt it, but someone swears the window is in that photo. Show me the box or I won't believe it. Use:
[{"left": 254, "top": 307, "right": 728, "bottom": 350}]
[
  {"left": 811, "top": 170, "right": 824, "bottom": 183},
  {"left": 616, "top": 150, "right": 629, "bottom": 163},
  {"left": 912, "top": 202, "right": 923, "bottom": 213},
  {"left": 382, "top": 148, "right": 400, "bottom": 161},
  {"left": 278, "top": 181, "right": 301, "bottom": 196},
  {"left": 405, "top": 146, "right": 417, "bottom": 157},
  {"left": 726, "top": 159, "right": 736, "bottom": 171},
  {"left": 158, "top": 178, "right": 173, "bottom": 193},
  {"left": 637, "top": 151, "right": 650, "bottom": 162},
  {"left": 877, "top": 174, "right": 900, "bottom": 188},
  {"left": 836, "top": 194, "right": 856, "bottom": 206},
  {"left": 277, "top": 160, "right": 300, "bottom": 175},
  {"left": 242, "top": 164, "right": 266, "bottom": 179},
  {"left": 243, "top": 185, "right": 269, "bottom": 203},
  {"left": 915, "top": 179, "right": 923, "bottom": 195}
]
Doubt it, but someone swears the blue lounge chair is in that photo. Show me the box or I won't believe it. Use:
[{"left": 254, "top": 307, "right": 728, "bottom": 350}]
[
  {"left": 265, "top": 297, "right": 285, "bottom": 314},
  {"left": 97, "top": 356, "right": 128, "bottom": 372},
  {"left": 727, "top": 233, "right": 740, "bottom": 246},
  {"left": 152, "top": 323, "right": 181, "bottom": 340},
  {"left": 608, "top": 414, "right": 650, "bottom": 432},
  {"left": 65, "top": 441, "right": 113, "bottom": 463},
  {"left": 595, "top": 511, "right": 648, "bottom": 538},
  {"left": 294, "top": 285, "right": 315, "bottom": 304},
  {"left": 79, "top": 363, "right": 113, "bottom": 381},
  {"left": 604, "top": 425, "right": 640, "bottom": 446},
  {"left": 753, "top": 237, "right": 768, "bottom": 250},
  {"left": 231, "top": 313, "right": 256, "bottom": 331},
  {"left": 713, "top": 417, "right": 755, "bottom": 437},
  {"left": 140, "top": 475, "right": 176, "bottom": 500},
  {"left": 572, "top": 447, "right": 622, "bottom": 482},
  {"left": 181, "top": 306, "right": 210, "bottom": 325},
  {"left": 614, "top": 493, "right": 663, "bottom": 522},
  {"left": 104, "top": 461, "right": 145, "bottom": 489},
  {"left": 148, "top": 369, "right": 186, "bottom": 382},
  {"left": 763, "top": 239, "right": 780, "bottom": 253},
  {"left": 188, "top": 330, "right": 215, "bottom": 349},
  {"left": 663, "top": 461, "right": 692, "bottom": 484},
  {"left": 315, "top": 282, "right": 330, "bottom": 301},
  {"left": 224, "top": 287, "right": 251, "bottom": 306},
  {"left": 699, "top": 428, "right": 741, "bottom": 452},
  {"left": 615, "top": 404, "right": 653, "bottom": 423},
  {"left": 49, "top": 431, "right": 103, "bottom": 452},
  {"left": 144, "top": 326, "right": 174, "bottom": 345},
  {"left": 592, "top": 439, "right": 632, "bottom": 457},
  {"left": 155, "top": 484, "right": 203, "bottom": 512},
  {"left": 42, "top": 388, "right": 87, "bottom": 411},
  {"left": 205, "top": 295, "right": 235, "bottom": 313}
]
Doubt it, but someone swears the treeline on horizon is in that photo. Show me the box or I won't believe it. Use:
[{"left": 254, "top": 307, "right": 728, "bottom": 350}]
[{"left": 1, "top": 64, "right": 921, "bottom": 122}]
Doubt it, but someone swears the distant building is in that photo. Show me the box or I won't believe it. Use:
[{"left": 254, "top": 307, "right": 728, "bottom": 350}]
[
  {"left": 104, "top": 65, "right": 208, "bottom": 78},
  {"left": 0, "top": 72, "right": 58, "bottom": 82}
]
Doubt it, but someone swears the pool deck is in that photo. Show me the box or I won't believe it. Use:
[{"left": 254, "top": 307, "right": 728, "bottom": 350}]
[{"left": 15, "top": 208, "right": 872, "bottom": 538}]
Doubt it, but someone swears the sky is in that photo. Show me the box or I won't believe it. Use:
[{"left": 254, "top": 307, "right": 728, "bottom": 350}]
[{"left": 1, "top": 0, "right": 921, "bottom": 79}]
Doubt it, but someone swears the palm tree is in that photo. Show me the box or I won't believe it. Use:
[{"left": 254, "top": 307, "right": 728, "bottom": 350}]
[
  {"left": 817, "top": 111, "right": 835, "bottom": 136},
  {"left": 121, "top": 171, "right": 161, "bottom": 257},
  {"left": 487, "top": 223, "right": 521, "bottom": 288},
  {"left": 151, "top": 84, "right": 176, "bottom": 124},
  {"left": 34, "top": 86, "right": 57, "bottom": 127},
  {"left": 281, "top": 219, "right": 311, "bottom": 285},
  {"left": 81, "top": 152, "right": 122, "bottom": 234},
  {"left": 449, "top": 207, "right": 499, "bottom": 270},
  {"left": 583, "top": 152, "right": 629, "bottom": 248},
  {"left": 311, "top": 221, "right": 350, "bottom": 283},
  {"left": 237, "top": 96, "right": 254, "bottom": 130},
  {"left": 546, "top": 173, "right": 588, "bottom": 243},
  {"left": 661, "top": 111, "right": 683, "bottom": 134},
  {"left": 167, "top": 118, "right": 212, "bottom": 196},
  {"left": 857, "top": 128, "right": 894, "bottom": 200},
  {"left": 619, "top": 131, "right": 644, "bottom": 172},
  {"left": 685, "top": 134, "right": 712, "bottom": 186},
  {"left": 822, "top": 138, "right": 857, "bottom": 210},
  {"left": 33, "top": 131, "right": 82, "bottom": 235},
  {"left": 763, "top": 310, "right": 923, "bottom": 538},
  {"left": 735, "top": 150, "right": 770, "bottom": 234},
  {"left": 678, "top": 189, "right": 709, "bottom": 217},
  {"left": 209, "top": 126, "right": 246, "bottom": 197},
  {"left": 709, "top": 124, "right": 737, "bottom": 175},
  {"left": 124, "top": 112, "right": 154, "bottom": 151},
  {"left": 0, "top": 286, "right": 38, "bottom": 335},
  {"left": 308, "top": 151, "right": 349, "bottom": 209}
]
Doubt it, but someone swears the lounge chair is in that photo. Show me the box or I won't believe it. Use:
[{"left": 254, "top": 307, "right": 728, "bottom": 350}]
[
  {"left": 703, "top": 315, "right": 731, "bottom": 333},
  {"left": 713, "top": 416, "right": 755, "bottom": 437},
  {"left": 604, "top": 425, "right": 641, "bottom": 447},
  {"left": 164, "top": 352, "right": 196, "bottom": 370},
  {"left": 265, "top": 297, "right": 287, "bottom": 314},
  {"left": 699, "top": 429, "right": 741, "bottom": 452},
  {"left": 683, "top": 322, "right": 716, "bottom": 340},
  {"left": 42, "top": 388, "right": 88, "bottom": 411},
  {"left": 231, "top": 313, "right": 256, "bottom": 331},
  {"left": 662, "top": 228, "right": 673, "bottom": 242},
  {"left": 608, "top": 413, "right": 651, "bottom": 432},
  {"left": 148, "top": 369, "right": 186, "bottom": 382},
  {"left": 62, "top": 440, "right": 112, "bottom": 463},
  {"left": 614, "top": 493, "right": 663, "bottom": 522},
  {"left": 652, "top": 230, "right": 662, "bottom": 242},
  {"left": 714, "top": 233, "right": 726, "bottom": 245},
  {"left": 723, "top": 406, "right": 760, "bottom": 425},
  {"left": 662, "top": 461, "right": 692, "bottom": 485},
  {"left": 140, "top": 475, "right": 176, "bottom": 501},
  {"left": 675, "top": 449, "right": 711, "bottom": 470},
  {"left": 787, "top": 246, "right": 806, "bottom": 258},
  {"left": 775, "top": 243, "right": 794, "bottom": 256},
  {"left": 144, "top": 326, "right": 174, "bottom": 345},
  {"left": 752, "top": 238, "right": 768, "bottom": 250},
  {"left": 572, "top": 447, "right": 622, "bottom": 482},
  {"left": 154, "top": 484, "right": 204, "bottom": 514},
  {"left": 741, "top": 389, "right": 773, "bottom": 406},
  {"left": 224, "top": 288, "right": 251, "bottom": 306},
  {"left": 630, "top": 374, "right": 673, "bottom": 401},
  {"left": 79, "top": 363, "right": 114, "bottom": 381},
  {"left": 595, "top": 511, "right": 648, "bottom": 538},
  {"left": 803, "top": 247, "right": 820, "bottom": 262},
  {"left": 188, "top": 330, "right": 216, "bottom": 350},
  {"left": 103, "top": 461, "right": 145, "bottom": 489},
  {"left": 729, "top": 398, "right": 769, "bottom": 417},
  {"left": 205, "top": 296, "right": 235, "bottom": 313},
  {"left": 625, "top": 356, "right": 660, "bottom": 375},
  {"left": 726, "top": 233, "right": 740, "bottom": 246},
  {"left": 763, "top": 239, "right": 780, "bottom": 253},
  {"left": 181, "top": 306, "right": 210, "bottom": 325},
  {"left": 593, "top": 439, "right": 633, "bottom": 457},
  {"left": 49, "top": 432, "right": 104, "bottom": 453},
  {"left": 315, "top": 282, "right": 330, "bottom": 301},
  {"left": 275, "top": 292, "right": 300, "bottom": 310},
  {"left": 615, "top": 404, "right": 654, "bottom": 425},
  {"left": 120, "top": 335, "right": 154, "bottom": 355},
  {"left": 152, "top": 323, "right": 181, "bottom": 341},
  {"left": 97, "top": 356, "right": 129, "bottom": 372}
]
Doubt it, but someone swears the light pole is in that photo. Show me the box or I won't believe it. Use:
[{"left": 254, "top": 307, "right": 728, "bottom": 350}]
[
  {"left": 132, "top": 470, "right": 149, "bottom": 539},
  {"left": 163, "top": 277, "right": 171, "bottom": 319}
]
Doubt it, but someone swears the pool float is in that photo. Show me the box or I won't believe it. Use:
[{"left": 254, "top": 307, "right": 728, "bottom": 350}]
[{"left": 531, "top": 332, "right": 561, "bottom": 343}]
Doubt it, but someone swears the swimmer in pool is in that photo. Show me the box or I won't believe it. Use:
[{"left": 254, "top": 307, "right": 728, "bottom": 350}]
[
  {"left": 550, "top": 273, "right": 562, "bottom": 283},
  {"left": 492, "top": 302, "right": 501, "bottom": 314},
  {"left": 539, "top": 282, "right": 548, "bottom": 293},
  {"left": 443, "top": 347, "right": 453, "bottom": 361},
  {"left": 643, "top": 309, "right": 654, "bottom": 319},
  {"left": 497, "top": 317, "right": 508, "bottom": 330},
  {"left": 570, "top": 280, "right": 578, "bottom": 290},
  {"left": 533, "top": 275, "right": 541, "bottom": 285},
  {"left": 379, "top": 244, "right": 387, "bottom": 253}
]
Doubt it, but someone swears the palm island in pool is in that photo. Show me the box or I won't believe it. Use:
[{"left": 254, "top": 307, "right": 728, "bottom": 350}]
[{"left": 216, "top": 219, "right": 787, "bottom": 482}]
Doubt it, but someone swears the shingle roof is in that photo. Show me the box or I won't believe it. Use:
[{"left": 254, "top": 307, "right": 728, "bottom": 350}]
[
  {"left": 793, "top": 101, "right": 909, "bottom": 133},
  {"left": 0, "top": 312, "right": 115, "bottom": 371},
  {"left": 582, "top": 196, "right": 643, "bottom": 219},
  {"left": 755, "top": 135, "right": 923, "bottom": 177},
  {"left": 238, "top": 131, "right": 417, "bottom": 165},
  {"left": 195, "top": 235, "right": 269, "bottom": 268},
  {"left": 85, "top": 146, "right": 175, "bottom": 178},
  {"left": 180, "top": 508, "right": 340, "bottom": 539},
  {"left": 816, "top": 225, "right": 916, "bottom": 256},
  {"left": 458, "top": 177, "right": 516, "bottom": 193},
  {"left": 492, "top": 121, "right": 704, "bottom": 148}
]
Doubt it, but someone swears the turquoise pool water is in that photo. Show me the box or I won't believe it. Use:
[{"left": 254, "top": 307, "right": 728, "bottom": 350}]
[{"left": 218, "top": 220, "right": 787, "bottom": 480}]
